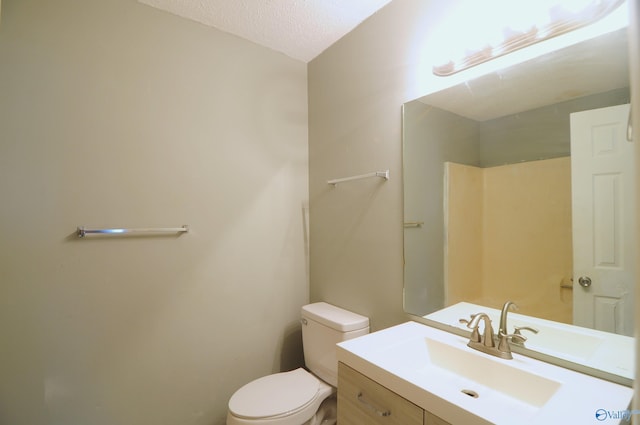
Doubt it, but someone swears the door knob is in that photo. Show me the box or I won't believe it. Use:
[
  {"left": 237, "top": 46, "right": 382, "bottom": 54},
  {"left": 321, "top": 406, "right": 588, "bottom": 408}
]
[{"left": 578, "top": 276, "right": 592, "bottom": 287}]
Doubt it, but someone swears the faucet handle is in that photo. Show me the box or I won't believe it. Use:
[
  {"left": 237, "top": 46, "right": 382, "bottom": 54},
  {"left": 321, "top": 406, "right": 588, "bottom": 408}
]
[
  {"left": 459, "top": 315, "right": 481, "bottom": 343},
  {"left": 497, "top": 332, "right": 527, "bottom": 355},
  {"left": 514, "top": 326, "right": 539, "bottom": 336}
]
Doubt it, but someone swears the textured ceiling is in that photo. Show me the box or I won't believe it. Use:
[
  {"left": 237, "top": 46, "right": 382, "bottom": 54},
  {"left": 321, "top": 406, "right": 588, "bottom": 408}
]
[{"left": 137, "top": 0, "right": 393, "bottom": 63}]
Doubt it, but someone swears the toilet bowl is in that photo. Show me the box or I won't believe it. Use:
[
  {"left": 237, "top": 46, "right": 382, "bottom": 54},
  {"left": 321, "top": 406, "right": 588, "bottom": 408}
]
[
  {"left": 226, "top": 302, "right": 369, "bottom": 425},
  {"left": 227, "top": 368, "right": 332, "bottom": 425}
]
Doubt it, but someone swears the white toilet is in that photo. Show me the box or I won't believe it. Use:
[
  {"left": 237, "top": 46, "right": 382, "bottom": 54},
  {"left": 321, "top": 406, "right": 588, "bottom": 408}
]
[{"left": 226, "top": 302, "right": 369, "bottom": 425}]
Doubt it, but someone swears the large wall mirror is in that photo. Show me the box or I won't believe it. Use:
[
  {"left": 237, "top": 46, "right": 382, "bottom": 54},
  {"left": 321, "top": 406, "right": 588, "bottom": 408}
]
[{"left": 402, "top": 26, "right": 634, "bottom": 382}]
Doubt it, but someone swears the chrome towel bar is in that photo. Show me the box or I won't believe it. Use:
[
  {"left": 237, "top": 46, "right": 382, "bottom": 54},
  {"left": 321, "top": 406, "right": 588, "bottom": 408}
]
[
  {"left": 77, "top": 225, "right": 189, "bottom": 238},
  {"left": 327, "top": 170, "right": 389, "bottom": 186},
  {"left": 403, "top": 221, "right": 424, "bottom": 228}
]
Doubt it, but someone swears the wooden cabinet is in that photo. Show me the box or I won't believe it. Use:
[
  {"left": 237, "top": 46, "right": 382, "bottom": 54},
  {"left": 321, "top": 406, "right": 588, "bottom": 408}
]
[
  {"left": 338, "top": 362, "right": 422, "bottom": 425},
  {"left": 425, "top": 411, "right": 452, "bottom": 425},
  {"left": 338, "top": 362, "right": 451, "bottom": 425}
]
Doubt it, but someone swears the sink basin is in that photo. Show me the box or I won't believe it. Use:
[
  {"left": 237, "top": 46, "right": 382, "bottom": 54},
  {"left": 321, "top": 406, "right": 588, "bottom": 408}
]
[
  {"left": 337, "top": 321, "right": 633, "bottom": 425},
  {"left": 424, "top": 337, "right": 560, "bottom": 408}
]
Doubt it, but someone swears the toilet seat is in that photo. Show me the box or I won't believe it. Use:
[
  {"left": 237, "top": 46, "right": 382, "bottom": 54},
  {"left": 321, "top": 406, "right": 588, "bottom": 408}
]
[{"left": 228, "top": 368, "right": 324, "bottom": 420}]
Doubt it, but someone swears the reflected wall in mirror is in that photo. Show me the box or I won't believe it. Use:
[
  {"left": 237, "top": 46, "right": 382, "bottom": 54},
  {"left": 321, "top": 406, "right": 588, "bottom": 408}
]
[{"left": 403, "top": 28, "right": 633, "bottom": 334}]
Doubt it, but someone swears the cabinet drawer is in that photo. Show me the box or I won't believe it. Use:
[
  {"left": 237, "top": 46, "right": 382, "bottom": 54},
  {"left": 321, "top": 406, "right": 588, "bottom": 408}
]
[{"left": 338, "top": 362, "right": 423, "bottom": 425}]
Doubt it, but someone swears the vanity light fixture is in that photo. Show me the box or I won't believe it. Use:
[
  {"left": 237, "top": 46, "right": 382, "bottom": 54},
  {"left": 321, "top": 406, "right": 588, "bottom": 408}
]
[{"left": 433, "top": 0, "right": 625, "bottom": 76}]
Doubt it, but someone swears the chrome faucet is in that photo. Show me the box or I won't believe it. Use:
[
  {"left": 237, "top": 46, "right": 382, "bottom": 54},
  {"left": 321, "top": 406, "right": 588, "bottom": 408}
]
[
  {"left": 460, "top": 313, "right": 496, "bottom": 353},
  {"left": 460, "top": 309, "right": 528, "bottom": 360},
  {"left": 498, "top": 300, "right": 517, "bottom": 337},
  {"left": 498, "top": 301, "right": 538, "bottom": 346}
]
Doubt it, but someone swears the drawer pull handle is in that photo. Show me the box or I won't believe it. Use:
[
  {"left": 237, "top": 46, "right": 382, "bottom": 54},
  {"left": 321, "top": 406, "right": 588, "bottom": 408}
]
[{"left": 357, "top": 392, "right": 392, "bottom": 417}]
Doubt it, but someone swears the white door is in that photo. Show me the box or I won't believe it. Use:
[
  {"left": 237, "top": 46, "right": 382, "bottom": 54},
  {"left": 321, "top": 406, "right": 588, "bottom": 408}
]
[{"left": 571, "top": 103, "right": 634, "bottom": 336}]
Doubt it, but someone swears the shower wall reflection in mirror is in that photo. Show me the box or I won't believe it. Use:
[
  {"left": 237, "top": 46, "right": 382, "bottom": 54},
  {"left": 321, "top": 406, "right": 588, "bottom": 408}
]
[{"left": 402, "top": 27, "right": 634, "bottom": 382}]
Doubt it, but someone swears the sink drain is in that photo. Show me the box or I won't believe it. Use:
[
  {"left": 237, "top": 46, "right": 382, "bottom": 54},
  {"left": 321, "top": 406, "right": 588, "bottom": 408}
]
[{"left": 461, "top": 389, "right": 479, "bottom": 398}]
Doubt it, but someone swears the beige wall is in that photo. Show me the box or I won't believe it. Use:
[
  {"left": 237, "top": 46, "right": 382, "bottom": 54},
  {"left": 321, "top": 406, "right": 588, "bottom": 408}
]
[
  {"left": 483, "top": 158, "right": 573, "bottom": 323},
  {"left": 446, "top": 159, "right": 573, "bottom": 323},
  {"left": 0, "top": 1, "right": 308, "bottom": 424},
  {"left": 308, "top": 0, "right": 458, "bottom": 331}
]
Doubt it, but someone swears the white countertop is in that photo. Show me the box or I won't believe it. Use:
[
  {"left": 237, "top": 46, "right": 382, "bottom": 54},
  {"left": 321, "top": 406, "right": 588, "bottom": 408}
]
[{"left": 337, "top": 321, "right": 634, "bottom": 425}]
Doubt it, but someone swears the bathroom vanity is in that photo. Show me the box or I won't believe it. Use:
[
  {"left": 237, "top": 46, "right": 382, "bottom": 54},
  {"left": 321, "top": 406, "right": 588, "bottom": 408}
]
[
  {"left": 338, "top": 362, "right": 450, "bottom": 425},
  {"left": 336, "top": 321, "right": 633, "bottom": 425}
]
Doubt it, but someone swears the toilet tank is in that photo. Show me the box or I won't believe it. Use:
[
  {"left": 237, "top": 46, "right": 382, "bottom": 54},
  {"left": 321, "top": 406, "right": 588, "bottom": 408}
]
[{"left": 301, "top": 302, "right": 369, "bottom": 387}]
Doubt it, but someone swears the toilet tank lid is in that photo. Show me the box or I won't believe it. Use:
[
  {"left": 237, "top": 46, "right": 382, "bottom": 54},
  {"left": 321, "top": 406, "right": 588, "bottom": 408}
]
[{"left": 302, "top": 302, "right": 369, "bottom": 332}]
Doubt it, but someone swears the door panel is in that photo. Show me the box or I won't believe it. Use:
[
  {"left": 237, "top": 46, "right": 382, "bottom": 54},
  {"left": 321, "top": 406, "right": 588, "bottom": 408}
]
[{"left": 570, "top": 103, "right": 634, "bottom": 336}]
